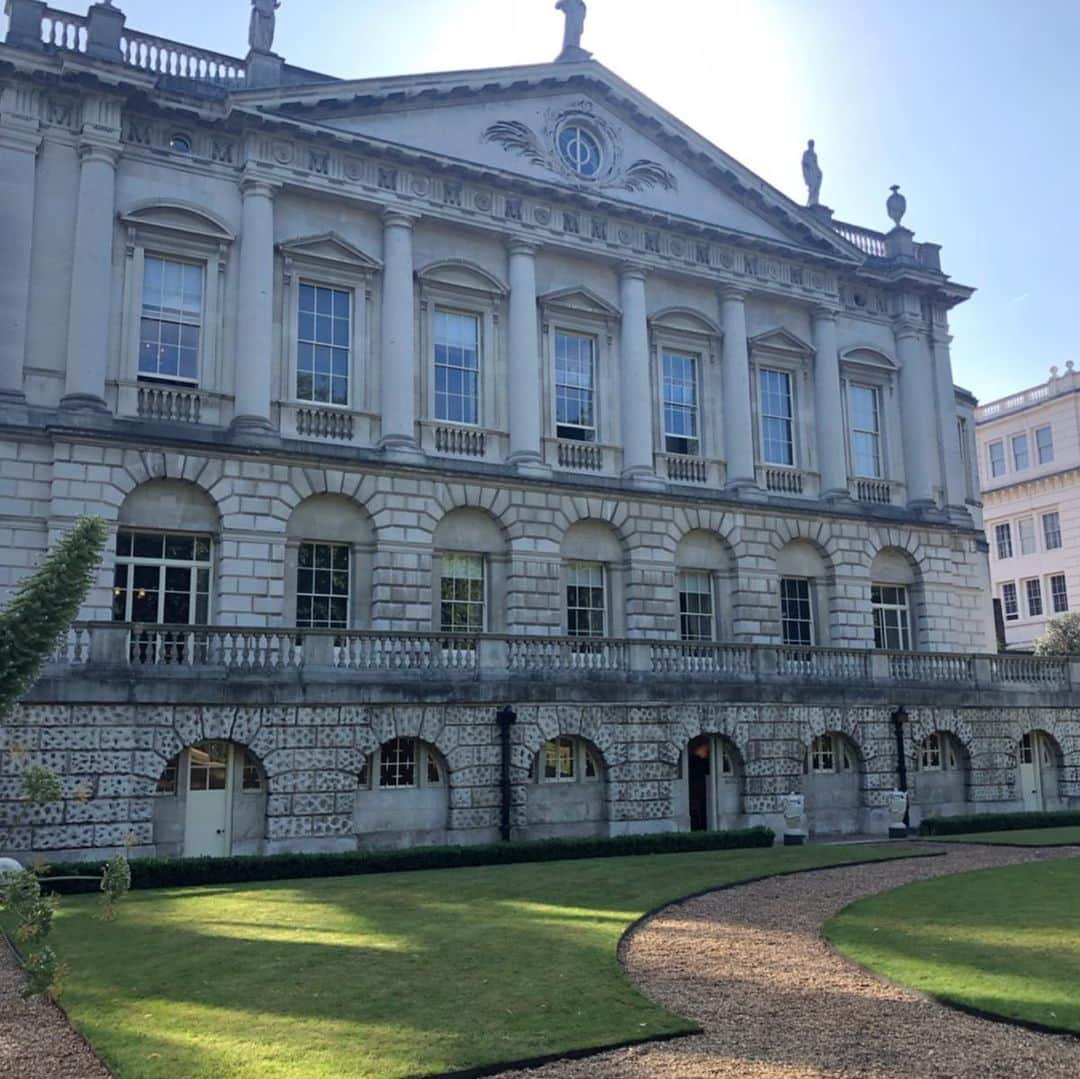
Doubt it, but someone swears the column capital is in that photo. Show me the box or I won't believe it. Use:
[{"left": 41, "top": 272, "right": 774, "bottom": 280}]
[
  {"left": 892, "top": 317, "right": 923, "bottom": 342},
  {"left": 382, "top": 208, "right": 421, "bottom": 230},
  {"left": 507, "top": 238, "right": 540, "bottom": 258},
  {"left": 618, "top": 261, "right": 648, "bottom": 282},
  {"left": 239, "top": 175, "right": 281, "bottom": 200},
  {"left": 0, "top": 124, "right": 42, "bottom": 155},
  {"left": 931, "top": 331, "right": 954, "bottom": 349},
  {"left": 809, "top": 303, "right": 840, "bottom": 323},
  {"left": 718, "top": 285, "right": 747, "bottom": 304},
  {"left": 76, "top": 140, "right": 121, "bottom": 168}
]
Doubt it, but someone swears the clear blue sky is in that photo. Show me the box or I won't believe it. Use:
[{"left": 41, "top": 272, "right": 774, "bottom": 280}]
[{"left": 6, "top": 0, "right": 1079, "bottom": 405}]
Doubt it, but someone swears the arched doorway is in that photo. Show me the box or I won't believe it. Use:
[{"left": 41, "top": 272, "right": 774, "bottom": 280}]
[
  {"left": 686, "top": 735, "right": 743, "bottom": 831},
  {"left": 152, "top": 740, "right": 267, "bottom": 858},
  {"left": 1018, "top": 731, "right": 1063, "bottom": 811}
]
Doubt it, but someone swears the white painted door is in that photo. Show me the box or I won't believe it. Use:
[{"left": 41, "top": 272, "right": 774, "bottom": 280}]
[
  {"left": 183, "top": 740, "right": 233, "bottom": 857},
  {"left": 1018, "top": 733, "right": 1043, "bottom": 812}
]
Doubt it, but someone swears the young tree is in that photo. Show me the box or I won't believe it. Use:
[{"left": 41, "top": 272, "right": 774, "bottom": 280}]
[
  {"left": 1033, "top": 611, "right": 1080, "bottom": 657},
  {"left": 0, "top": 517, "right": 108, "bottom": 720}
]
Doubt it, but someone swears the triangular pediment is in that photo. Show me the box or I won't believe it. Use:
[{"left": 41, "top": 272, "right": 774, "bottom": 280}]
[
  {"left": 539, "top": 286, "right": 621, "bottom": 318},
  {"left": 235, "top": 63, "right": 861, "bottom": 261},
  {"left": 749, "top": 328, "right": 815, "bottom": 357},
  {"left": 277, "top": 232, "right": 382, "bottom": 272}
]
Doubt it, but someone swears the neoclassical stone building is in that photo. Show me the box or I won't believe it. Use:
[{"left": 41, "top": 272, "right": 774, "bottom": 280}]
[{"left": 1, "top": 1, "right": 1076, "bottom": 861}]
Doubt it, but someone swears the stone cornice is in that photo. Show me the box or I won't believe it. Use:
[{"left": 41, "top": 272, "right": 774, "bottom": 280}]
[{"left": 981, "top": 464, "right": 1080, "bottom": 504}]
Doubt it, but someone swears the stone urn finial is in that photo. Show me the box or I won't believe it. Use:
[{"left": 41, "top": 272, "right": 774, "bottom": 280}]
[{"left": 887, "top": 184, "right": 907, "bottom": 228}]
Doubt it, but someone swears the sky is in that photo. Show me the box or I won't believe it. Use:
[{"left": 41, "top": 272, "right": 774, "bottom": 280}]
[{"left": 5, "top": 0, "right": 1079, "bottom": 405}]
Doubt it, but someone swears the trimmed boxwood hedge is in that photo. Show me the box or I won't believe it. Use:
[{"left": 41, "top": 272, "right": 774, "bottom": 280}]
[
  {"left": 38, "top": 826, "right": 775, "bottom": 895},
  {"left": 920, "top": 810, "right": 1080, "bottom": 837}
]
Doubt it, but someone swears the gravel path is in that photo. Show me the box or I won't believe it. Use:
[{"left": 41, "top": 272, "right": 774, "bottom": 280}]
[
  {"left": 499, "top": 843, "right": 1080, "bottom": 1078},
  {"left": 0, "top": 937, "right": 109, "bottom": 1079}
]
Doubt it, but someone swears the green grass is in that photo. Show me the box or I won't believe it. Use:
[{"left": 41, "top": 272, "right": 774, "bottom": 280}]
[
  {"left": 826, "top": 857, "right": 1080, "bottom": 1034},
  {"left": 931, "top": 827, "right": 1080, "bottom": 847},
  {"left": 7, "top": 844, "right": 923, "bottom": 1078}
]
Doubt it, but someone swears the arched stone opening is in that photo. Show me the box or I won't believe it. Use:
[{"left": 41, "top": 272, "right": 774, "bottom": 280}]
[
  {"left": 353, "top": 738, "right": 450, "bottom": 849},
  {"left": 674, "top": 734, "right": 745, "bottom": 832},
  {"left": 152, "top": 739, "right": 267, "bottom": 857},
  {"left": 869, "top": 547, "right": 923, "bottom": 651},
  {"left": 524, "top": 735, "right": 608, "bottom": 839},
  {"left": 803, "top": 732, "right": 864, "bottom": 835},
  {"left": 1017, "top": 730, "right": 1065, "bottom": 812},
  {"left": 674, "top": 530, "right": 734, "bottom": 643},
  {"left": 912, "top": 731, "right": 969, "bottom": 820},
  {"left": 776, "top": 539, "right": 833, "bottom": 646},
  {"left": 432, "top": 506, "right": 509, "bottom": 634}
]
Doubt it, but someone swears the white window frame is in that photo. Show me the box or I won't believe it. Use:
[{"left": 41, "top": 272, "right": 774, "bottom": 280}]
[
  {"left": 808, "top": 733, "right": 854, "bottom": 774},
  {"left": 295, "top": 281, "right": 353, "bottom": 408},
  {"left": 565, "top": 561, "right": 607, "bottom": 638},
  {"left": 112, "top": 529, "right": 213, "bottom": 625},
  {"left": 536, "top": 736, "right": 602, "bottom": 784},
  {"left": 919, "top": 733, "right": 959, "bottom": 772},
  {"left": 757, "top": 366, "right": 796, "bottom": 467},
  {"left": 439, "top": 552, "right": 486, "bottom": 634},
  {"left": 1011, "top": 432, "right": 1029, "bottom": 471},
  {"left": 553, "top": 329, "right": 599, "bottom": 443},
  {"left": 359, "top": 738, "right": 445, "bottom": 791},
  {"left": 1001, "top": 581, "right": 1019, "bottom": 622},
  {"left": 1035, "top": 424, "right": 1054, "bottom": 464},
  {"left": 678, "top": 569, "right": 716, "bottom": 642},
  {"left": 136, "top": 254, "right": 206, "bottom": 386},
  {"left": 780, "top": 576, "right": 815, "bottom": 646},
  {"left": 1050, "top": 574, "right": 1069, "bottom": 614},
  {"left": 994, "top": 522, "right": 1013, "bottom": 560},
  {"left": 847, "top": 382, "right": 883, "bottom": 479},
  {"left": 871, "top": 584, "right": 912, "bottom": 651},
  {"left": 431, "top": 308, "right": 483, "bottom": 428},
  {"left": 1042, "top": 511, "right": 1062, "bottom": 550},
  {"left": 660, "top": 348, "right": 702, "bottom": 457},
  {"left": 1024, "top": 578, "right": 1043, "bottom": 618},
  {"left": 987, "top": 440, "right": 1006, "bottom": 478},
  {"left": 1017, "top": 516, "right": 1036, "bottom": 557},
  {"left": 295, "top": 541, "right": 351, "bottom": 630}
]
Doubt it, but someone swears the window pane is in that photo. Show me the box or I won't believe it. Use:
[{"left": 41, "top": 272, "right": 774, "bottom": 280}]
[
  {"left": 780, "top": 577, "right": 813, "bottom": 645},
  {"left": 379, "top": 738, "right": 417, "bottom": 788},
  {"left": 988, "top": 441, "right": 1005, "bottom": 477},
  {"left": 759, "top": 369, "right": 794, "bottom": 465},
  {"left": 1011, "top": 433, "right": 1029, "bottom": 470},
  {"left": 872, "top": 584, "right": 911, "bottom": 650},
  {"left": 434, "top": 311, "right": 480, "bottom": 425},
  {"left": 848, "top": 385, "right": 881, "bottom": 478},
  {"left": 555, "top": 332, "right": 596, "bottom": 441},
  {"left": 440, "top": 553, "right": 485, "bottom": 633},
  {"left": 566, "top": 562, "right": 605, "bottom": 637},
  {"left": 1051, "top": 574, "right": 1069, "bottom": 613},
  {"left": 140, "top": 256, "right": 203, "bottom": 383},
  {"left": 1025, "top": 579, "right": 1043, "bottom": 617},
  {"left": 1042, "top": 512, "right": 1062, "bottom": 550},
  {"left": 1001, "top": 582, "right": 1019, "bottom": 621},
  {"left": 297, "top": 283, "right": 350, "bottom": 405},
  {"left": 662, "top": 351, "right": 699, "bottom": 456},
  {"left": 1036, "top": 426, "right": 1054, "bottom": 464},
  {"left": 995, "top": 523, "right": 1013, "bottom": 560},
  {"left": 1017, "top": 517, "right": 1035, "bottom": 556},
  {"left": 295, "top": 543, "right": 350, "bottom": 629},
  {"left": 678, "top": 570, "right": 714, "bottom": 641}
]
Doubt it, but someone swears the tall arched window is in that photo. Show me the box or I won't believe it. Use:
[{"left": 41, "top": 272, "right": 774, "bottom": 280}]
[
  {"left": 870, "top": 548, "right": 921, "bottom": 651},
  {"left": 432, "top": 507, "right": 508, "bottom": 634}
]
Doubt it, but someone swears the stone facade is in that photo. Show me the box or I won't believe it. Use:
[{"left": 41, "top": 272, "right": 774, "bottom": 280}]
[{"left": 1, "top": 2, "right": 1073, "bottom": 861}]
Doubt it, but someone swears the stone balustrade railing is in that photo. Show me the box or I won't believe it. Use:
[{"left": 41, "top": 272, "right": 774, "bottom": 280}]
[{"left": 45, "top": 624, "right": 1080, "bottom": 692}]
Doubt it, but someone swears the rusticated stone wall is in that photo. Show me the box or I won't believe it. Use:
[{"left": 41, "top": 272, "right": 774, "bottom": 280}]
[{"left": 2, "top": 699, "right": 1077, "bottom": 861}]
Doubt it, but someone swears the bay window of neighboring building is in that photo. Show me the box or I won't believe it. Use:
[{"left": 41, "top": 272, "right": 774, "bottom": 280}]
[
  {"left": 987, "top": 440, "right": 1005, "bottom": 478},
  {"left": 995, "top": 522, "right": 1013, "bottom": 560},
  {"left": 661, "top": 350, "right": 700, "bottom": 455},
  {"left": 1025, "top": 578, "right": 1043, "bottom": 618},
  {"left": 555, "top": 330, "right": 597, "bottom": 442},
  {"left": 1043, "top": 511, "right": 1062, "bottom": 550},
  {"left": 1050, "top": 574, "right": 1069, "bottom": 613},
  {"left": 1036, "top": 425, "right": 1054, "bottom": 464},
  {"left": 1001, "top": 581, "right": 1019, "bottom": 622}
]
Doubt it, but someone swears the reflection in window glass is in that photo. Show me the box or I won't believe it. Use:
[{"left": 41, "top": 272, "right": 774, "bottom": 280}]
[
  {"left": 566, "top": 562, "right": 605, "bottom": 637},
  {"left": 1036, "top": 425, "right": 1054, "bottom": 464},
  {"left": 296, "top": 542, "right": 350, "bottom": 629},
  {"left": 440, "top": 553, "right": 484, "bottom": 633},
  {"left": 678, "top": 570, "right": 714, "bottom": 641},
  {"left": 872, "top": 584, "right": 911, "bottom": 650},
  {"left": 434, "top": 310, "right": 480, "bottom": 425},
  {"left": 759, "top": 368, "right": 794, "bottom": 466},
  {"left": 780, "top": 577, "right": 813, "bottom": 645},
  {"left": 848, "top": 384, "right": 881, "bottom": 478},
  {"left": 297, "top": 283, "right": 350, "bottom": 406},
  {"left": 555, "top": 332, "right": 596, "bottom": 441},
  {"left": 662, "top": 351, "right": 699, "bottom": 455},
  {"left": 139, "top": 256, "right": 203, "bottom": 383}
]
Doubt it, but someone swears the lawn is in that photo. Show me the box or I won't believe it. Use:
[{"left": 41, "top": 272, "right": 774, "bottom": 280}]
[
  {"left": 14, "top": 844, "right": 923, "bottom": 1078},
  {"left": 931, "top": 827, "right": 1080, "bottom": 847},
  {"left": 826, "top": 856, "right": 1080, "bottom": 1034}
]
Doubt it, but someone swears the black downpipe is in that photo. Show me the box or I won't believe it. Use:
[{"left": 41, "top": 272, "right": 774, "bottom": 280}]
[
  {"left": 496, "top": 706, "right": 517, "bottom": 842},
  {"left": 891, "top": 705, "right": 909, "bottom": 833}
]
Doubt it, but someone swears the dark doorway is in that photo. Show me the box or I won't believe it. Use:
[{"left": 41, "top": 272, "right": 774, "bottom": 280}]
[{"left": 688, "top": 735, "right": 710, "bottom": 831}]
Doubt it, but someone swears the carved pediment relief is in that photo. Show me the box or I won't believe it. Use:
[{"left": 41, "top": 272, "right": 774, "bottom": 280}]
[
  {"left": 277, "top": 232, "right": 382, "bottom": 273},
  {"left": 840, "top": 346, "right": 898, "bottom": 372},
  {"left": 119, "top": 201, "right": 234, "bottom": 243},
  {"left": 539, "top": 286, "right": 621, "bottom": 319},
  {"left": 417, "top": 259, "right": 507, "bottom": 298},
  {"left": 749, "top": 327, "right": 814, "bottom": 358}
]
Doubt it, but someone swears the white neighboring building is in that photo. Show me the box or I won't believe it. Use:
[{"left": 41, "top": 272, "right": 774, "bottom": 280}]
[{"left": 976, "top": 364, "right": 1080, "bottom": 649}]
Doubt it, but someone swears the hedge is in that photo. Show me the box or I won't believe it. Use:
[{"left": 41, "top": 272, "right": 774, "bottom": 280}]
[
  {"left": 920, "top": 810, "right": 1080, "bottom": 836},
  {"left": 36, "top": 826, "right": 775, "bottom": 894}
]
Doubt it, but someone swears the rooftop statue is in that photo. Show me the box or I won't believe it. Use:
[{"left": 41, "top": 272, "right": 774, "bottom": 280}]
[
  {"left": 556, "top": 0, "right": 590, "bottom": 61},
  {"left": 802, "top": 139, "right": 822, "bottom": 207},
  {"left": 249, "top": 0, "right": 281, "bottom": 53}
]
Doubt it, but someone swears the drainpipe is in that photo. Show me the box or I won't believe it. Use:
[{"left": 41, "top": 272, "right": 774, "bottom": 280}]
[
  {"left": 496, "top": 706, "right": 517, "bottom": 842},
  {"left": 891, "top": 705, "right": 910, "bottom": 837}
]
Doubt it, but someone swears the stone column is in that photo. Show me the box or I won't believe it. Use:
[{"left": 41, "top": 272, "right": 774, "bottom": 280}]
[
  {"left": 811, "top": 305, "right": 848, "bottom": 499},
  {"left": 931, "top": 329, "right": 969, "bottom": 520},
  {"left": 719, "top": 287, "right": 756, "bottom": 491},
  {"left": 62, "top": 142, "right": 120, "bottom": 412},
  {"left": 379, "top": 210, "right": 421, "bottom": 458},
  {"left": 232, "top": 178, "right": 277, "bottom": 432},
  {"left": 619, "top": 265, "right": 659, "bottom": 487},
  {"left": 894, "top": 319, "right": 940, "bottom": 509},
  {"left": 506, "top": 240, "right": 548, "bottom": 475},
  {"left": 0, "top": 116, "right": 41, "bottom": 402}
]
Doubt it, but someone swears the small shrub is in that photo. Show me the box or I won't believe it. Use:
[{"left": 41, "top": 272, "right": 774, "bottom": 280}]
[
  {"left": 20, "top": 766, "right": 63, "bottom": 806},
  {"left": 40, "top": 827, "right": 776, "bottom": 894},
  {"left": 99, "top": 854, "right": 131, "bottom": 920},
  {"left": 20, "top": 945, "right": 66, "bottom": 1000},
  {"left": 920, "top": 810, "right": 1080, "bottom": 836}
]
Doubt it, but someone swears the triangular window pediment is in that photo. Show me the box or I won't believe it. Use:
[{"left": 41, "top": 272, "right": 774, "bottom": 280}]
[
  {"left": 749, "top": 328, "right": 814, "bottom": 358},
  {"left": 539, "top": 286, "right": 620, "bottom": 319},
  {"left": 277, "top": 232, "right": 381, "bottom": 273}
]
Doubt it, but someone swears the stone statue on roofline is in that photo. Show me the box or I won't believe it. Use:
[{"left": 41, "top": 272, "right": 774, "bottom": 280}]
[
  {"left": 802, "top": 139, "right": 822, "bottom": 207},
  {"left": 556, "top": 0, "right": 592, "bottom": 62},
  {"left": 249, "top": 0, "right": 281, "bottom": 54}
]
